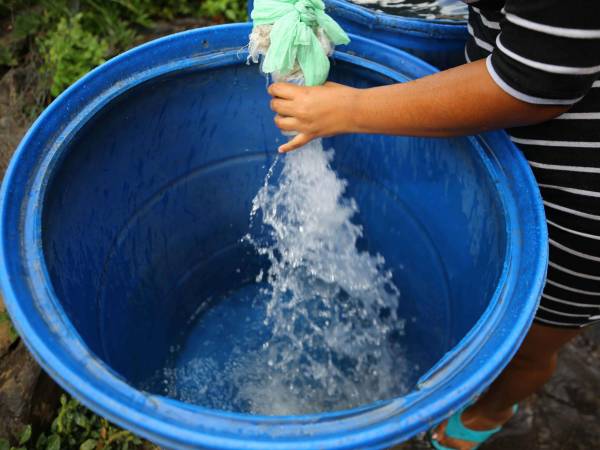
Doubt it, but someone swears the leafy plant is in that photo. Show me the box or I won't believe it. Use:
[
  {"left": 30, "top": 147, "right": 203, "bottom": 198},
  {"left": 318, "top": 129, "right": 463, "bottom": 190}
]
[
  {"left": 0, "top": 46, "right": 17, "bottom": 67},
  {"left": 140, "top": 0, "right": 196, "bottom": 20},
  {"left": 0, "top": 425, "right": 32, "bottom": 450},
  {"left": 0, "top": 310, "right": 18, "bottom": 343},
  {"left": 13, "top": 10, "right": 44, "bottom": 40},
  {"left": 39, "top": 13, "right": 109, "bottom": 97},
  {"left": 69, "top": 1, "right": 146, "bottom": 52},
  {"left": 1, "top": 395, "right": 157, "bottom": 450},
  {"left": 3, "top": 0, "right": 248, "bottom": 98},
  {"left": 200, "top": 0, "right": 247, "bottom": 22},
  {"left": 0, "top": 8, "right": 43, "bottom": 68}
]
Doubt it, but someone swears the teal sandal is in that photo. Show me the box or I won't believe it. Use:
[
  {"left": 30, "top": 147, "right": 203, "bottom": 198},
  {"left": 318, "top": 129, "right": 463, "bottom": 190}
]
[{"left": 430, "top": 404, "right": 518, "bottom": 450}]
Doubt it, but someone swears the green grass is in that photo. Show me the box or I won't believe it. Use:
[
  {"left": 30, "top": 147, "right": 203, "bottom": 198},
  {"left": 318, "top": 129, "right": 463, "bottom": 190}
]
[
  {"left": 0, "top": 395, "right": 159, "bottom": 450},
  {"left": 1, "top": 0, "right": 248, "bottom": 104}
]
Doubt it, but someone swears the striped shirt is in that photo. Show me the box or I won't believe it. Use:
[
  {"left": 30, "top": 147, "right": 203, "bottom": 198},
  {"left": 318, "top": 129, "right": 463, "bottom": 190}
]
[{"left": 465, "top": 0, "right": 600, "bottom": 328}]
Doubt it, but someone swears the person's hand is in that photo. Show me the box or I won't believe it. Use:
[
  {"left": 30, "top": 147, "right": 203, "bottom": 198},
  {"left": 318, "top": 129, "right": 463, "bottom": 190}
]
[{"left": 268, "top": 82, "right": 358, "bottom": 153}]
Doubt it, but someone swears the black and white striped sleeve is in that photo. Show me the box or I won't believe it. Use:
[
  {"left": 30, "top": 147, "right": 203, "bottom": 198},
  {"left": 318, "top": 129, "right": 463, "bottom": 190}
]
[{"left": 487, "top": 0, "right": 600, "bottom": 105}]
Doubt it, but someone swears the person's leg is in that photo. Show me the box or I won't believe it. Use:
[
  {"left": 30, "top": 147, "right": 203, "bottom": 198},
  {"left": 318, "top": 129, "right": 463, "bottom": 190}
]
[{"left": 431, "top": 323, "right": 581, "bottom": 450}]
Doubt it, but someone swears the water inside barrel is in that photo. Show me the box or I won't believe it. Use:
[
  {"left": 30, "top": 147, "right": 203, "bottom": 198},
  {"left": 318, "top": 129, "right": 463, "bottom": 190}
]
[
  {"left": 348, "top": 0, "right": 468, "bottom": 20},
  {"left": 138, "top": 140, "right": 413, "bottom": 415}
]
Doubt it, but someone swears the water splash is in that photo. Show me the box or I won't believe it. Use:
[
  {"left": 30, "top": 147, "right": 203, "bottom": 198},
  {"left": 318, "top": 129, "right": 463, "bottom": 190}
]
[
  {"left": 237, "top": 140, "right": 407, "bottom": 414},
  {"left": 142, "top": 140, "right": 408, "bottom": 415}
]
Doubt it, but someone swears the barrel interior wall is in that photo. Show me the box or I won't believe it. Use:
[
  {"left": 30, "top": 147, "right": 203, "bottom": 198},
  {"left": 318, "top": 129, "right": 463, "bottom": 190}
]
[
  {"left": 329, "top": 131, "right": 506, "bottom": 368},
  {"left": 42, "top": 64, "right": 278, "bottom": 374},
  {"left": 42, "top": 59, "right": 506, "bottom": 391}
]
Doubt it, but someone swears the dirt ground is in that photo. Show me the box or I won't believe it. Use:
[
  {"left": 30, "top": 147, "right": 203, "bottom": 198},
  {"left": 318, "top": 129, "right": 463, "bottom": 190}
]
[
  {"left": 1, "top": 34, "right": 599, "bottom": 448},
  {"left": 397, "top": 327, "right": 600, "bottom": 450}
]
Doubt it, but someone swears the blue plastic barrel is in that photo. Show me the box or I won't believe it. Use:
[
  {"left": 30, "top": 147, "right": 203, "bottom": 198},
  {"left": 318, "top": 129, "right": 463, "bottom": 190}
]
[
  {"left": 247, "top": 0, "right": 469, "bottom": 69},
  {"left": 0, "top": 24, "right": 546, "bottom": 449}
]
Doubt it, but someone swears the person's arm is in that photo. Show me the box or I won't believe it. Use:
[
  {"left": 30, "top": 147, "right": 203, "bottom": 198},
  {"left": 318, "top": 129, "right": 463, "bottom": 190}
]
[{"left": 269, "top": 59, "right": 568, "bottom": 153}]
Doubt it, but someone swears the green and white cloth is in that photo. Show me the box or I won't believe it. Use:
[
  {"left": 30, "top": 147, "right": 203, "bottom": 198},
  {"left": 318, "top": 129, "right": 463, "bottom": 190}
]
[{"left": 249, "top": 0, "right": 350, "bottom": 86}]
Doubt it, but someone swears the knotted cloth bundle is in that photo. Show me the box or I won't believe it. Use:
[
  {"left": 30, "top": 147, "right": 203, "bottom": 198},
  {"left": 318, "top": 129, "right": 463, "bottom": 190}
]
[{"left": 249, "top": 0, "right": 350, "bottom": 86}]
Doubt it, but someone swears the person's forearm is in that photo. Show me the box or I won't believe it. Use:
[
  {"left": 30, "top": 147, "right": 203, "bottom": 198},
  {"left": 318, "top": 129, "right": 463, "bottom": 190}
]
[
  {"left": 347, "top": 59, "right": 567, "bottom": 137},
  {"left": 268, "top": 59, "right": 570, "bottom": 152}
]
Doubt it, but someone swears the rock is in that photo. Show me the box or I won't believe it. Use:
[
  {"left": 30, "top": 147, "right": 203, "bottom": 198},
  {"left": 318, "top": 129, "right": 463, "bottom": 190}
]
[
  {"left": 0, "top": 340, "right": 63, "bottom": 443},
  {"left": 0, "top": 340, "right": 41, "bottom": 439}
]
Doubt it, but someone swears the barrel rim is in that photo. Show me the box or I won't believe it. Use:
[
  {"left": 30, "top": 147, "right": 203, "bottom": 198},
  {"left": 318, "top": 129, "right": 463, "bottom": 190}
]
[{"left": 0, "top": 23, "right": 547, "bottom": 449}]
